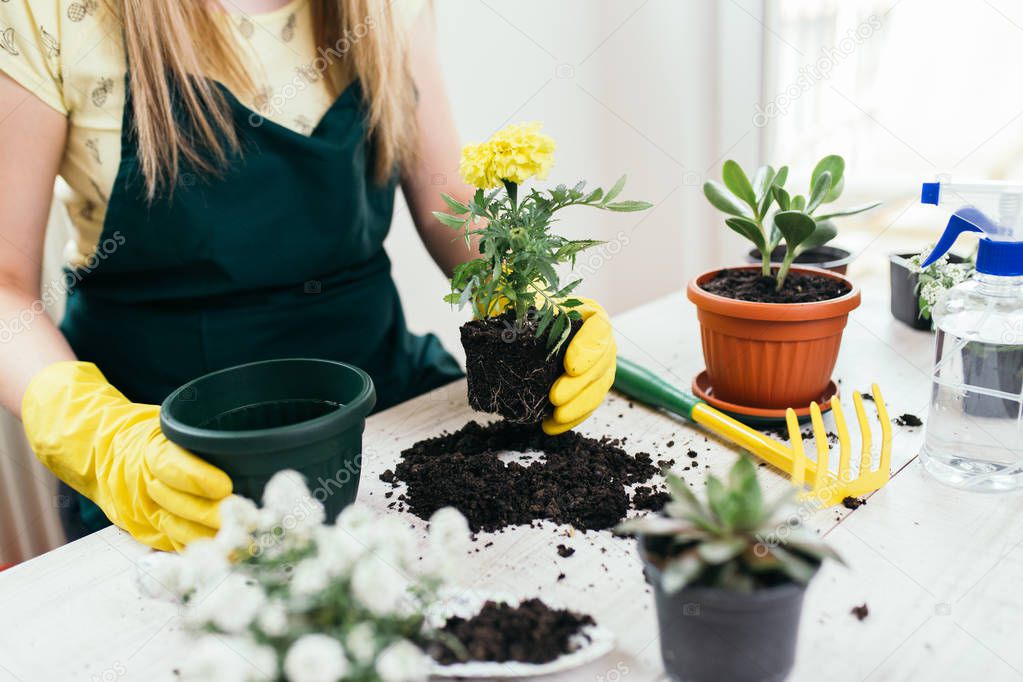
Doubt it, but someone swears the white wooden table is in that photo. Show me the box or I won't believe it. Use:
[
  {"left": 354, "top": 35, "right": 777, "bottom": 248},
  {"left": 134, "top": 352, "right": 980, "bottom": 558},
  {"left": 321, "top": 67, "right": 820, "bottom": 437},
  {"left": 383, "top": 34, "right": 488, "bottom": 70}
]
[{"left": 3, "top": 282, "right": 1023, "bottom": 682}]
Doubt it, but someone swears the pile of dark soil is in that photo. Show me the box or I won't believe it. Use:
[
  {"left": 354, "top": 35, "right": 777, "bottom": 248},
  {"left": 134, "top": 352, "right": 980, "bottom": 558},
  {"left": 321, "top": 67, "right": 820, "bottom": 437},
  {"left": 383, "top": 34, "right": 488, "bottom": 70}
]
[
  {"left": 382, "top": 420, "right": 658, "bottom": 532},
  {"left": 895, "top": 413, "right": 923, "bottom": 427},
  {"left": 432, "top": 598, "right": 595, "bottom": 665},
  {"left": 461, "top": 313, "right": 581, "bottom": 424},
  {"left": 700, "top": 268, "right": 850, "bottom": 304}
]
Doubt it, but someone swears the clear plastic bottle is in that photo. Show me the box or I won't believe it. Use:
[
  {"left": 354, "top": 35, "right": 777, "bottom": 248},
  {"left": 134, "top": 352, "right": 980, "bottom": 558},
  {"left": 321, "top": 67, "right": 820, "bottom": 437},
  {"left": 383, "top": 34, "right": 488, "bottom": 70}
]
[{"left": 918, "top": 182, "right": 1023, "bottom": 491}]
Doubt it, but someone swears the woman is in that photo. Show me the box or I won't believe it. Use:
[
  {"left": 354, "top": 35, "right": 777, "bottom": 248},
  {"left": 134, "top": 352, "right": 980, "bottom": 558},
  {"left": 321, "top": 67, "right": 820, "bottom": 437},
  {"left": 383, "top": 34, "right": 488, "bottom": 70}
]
[{"left": 0, "top": 0, "right": 613, "bottom": 552}]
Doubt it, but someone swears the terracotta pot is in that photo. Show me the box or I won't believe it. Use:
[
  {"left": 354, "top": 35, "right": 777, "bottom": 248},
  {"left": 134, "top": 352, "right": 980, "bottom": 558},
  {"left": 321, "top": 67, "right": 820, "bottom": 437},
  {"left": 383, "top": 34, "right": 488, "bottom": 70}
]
[{"left": 686, "top": 266, "right": 860, "bottom": 409}]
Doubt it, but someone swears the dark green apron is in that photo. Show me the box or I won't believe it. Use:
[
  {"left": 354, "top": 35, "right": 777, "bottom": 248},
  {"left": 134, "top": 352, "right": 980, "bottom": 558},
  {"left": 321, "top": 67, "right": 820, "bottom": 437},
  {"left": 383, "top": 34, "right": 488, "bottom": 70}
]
[{"left": 58, "top": 76, "right": 462, "bottom": 538}]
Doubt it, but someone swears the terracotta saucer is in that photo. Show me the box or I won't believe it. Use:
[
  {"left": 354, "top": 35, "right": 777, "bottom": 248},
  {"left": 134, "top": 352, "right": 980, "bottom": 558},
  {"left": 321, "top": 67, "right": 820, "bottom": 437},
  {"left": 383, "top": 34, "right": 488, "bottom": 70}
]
[{"left": 692, "top": 370, "right": 838, "bottom": 427}]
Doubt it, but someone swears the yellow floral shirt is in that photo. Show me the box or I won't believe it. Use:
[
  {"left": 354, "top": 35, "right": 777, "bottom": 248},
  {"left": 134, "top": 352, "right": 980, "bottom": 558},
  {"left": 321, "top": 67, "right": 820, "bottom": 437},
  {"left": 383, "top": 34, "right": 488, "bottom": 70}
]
[{"left": 0, "top": 0, "right": 422, "bottom": 268}]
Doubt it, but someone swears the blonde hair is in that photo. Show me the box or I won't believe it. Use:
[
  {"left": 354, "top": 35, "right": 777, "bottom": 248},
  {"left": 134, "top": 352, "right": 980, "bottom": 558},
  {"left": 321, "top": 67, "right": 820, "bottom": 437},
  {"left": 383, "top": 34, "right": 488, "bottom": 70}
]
[{"left": 114, "top": 0, "right": 417, "bottom": 198}]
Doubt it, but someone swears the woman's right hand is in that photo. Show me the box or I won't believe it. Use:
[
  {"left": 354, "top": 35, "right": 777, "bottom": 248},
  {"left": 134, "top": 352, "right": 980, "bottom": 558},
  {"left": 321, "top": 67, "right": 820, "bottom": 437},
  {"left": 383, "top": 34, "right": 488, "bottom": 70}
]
[{"left": 21, "top": 362, "right": 233, "bottom": 552}]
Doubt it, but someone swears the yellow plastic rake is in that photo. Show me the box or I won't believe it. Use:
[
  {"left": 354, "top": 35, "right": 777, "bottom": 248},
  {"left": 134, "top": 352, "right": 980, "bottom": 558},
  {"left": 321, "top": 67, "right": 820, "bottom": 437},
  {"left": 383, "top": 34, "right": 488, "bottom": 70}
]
[{"left": 614, "top": 357, "right": 892, "bottom": 507}]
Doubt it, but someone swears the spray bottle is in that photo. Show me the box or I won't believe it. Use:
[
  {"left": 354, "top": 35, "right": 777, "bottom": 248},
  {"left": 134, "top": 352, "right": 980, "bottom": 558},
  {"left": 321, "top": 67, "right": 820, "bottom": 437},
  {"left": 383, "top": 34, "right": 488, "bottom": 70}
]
[{"left": 918, "top": 181, "right": 1023, "bottom": 490}]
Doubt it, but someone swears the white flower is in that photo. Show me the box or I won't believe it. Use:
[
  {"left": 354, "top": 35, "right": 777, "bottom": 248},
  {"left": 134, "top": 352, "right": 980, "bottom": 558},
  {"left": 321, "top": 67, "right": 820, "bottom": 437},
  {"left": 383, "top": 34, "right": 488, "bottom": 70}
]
[
  {"left": 350, "top": 554, "right": 409, "bottom": 616},
  {"left": 263, "top": 470, "right": 314, "bottom": 514},
  {"left": 283, "top": 634, "right": 349, "bottom": 682},
  {"left": 136, "top": 551, "right": 186, "bottom": 601},
  {"left": 178, "top": 539, "right": 231, "bottom": 594},
  {"left": 375, "top": 639, "right": 431, "bottom": 682},
  {"left": 179, "top": 634, "right": 276, "bottom": 682},
  {"left": 428, "top": 507, "right": 470, "bottom": 551},
  {"left": 337, "top": 505, "right": 378, "bottom": 535},
  {"left": 256, "top": 599, "right": 289, "bottom": 637},
  {"left": 313, "top": 526, "right": 364, "bottom": 577},
  {"left": 290, "top": 557, "right": 332, "bottom": 598},
  {"left": 187, "top": 573, "right": 267, "bottom": 634},
  {"left": 345, "top": 622, "right": 378, "bottom": 665},
  {"left": 220, "top": 495, "right": 261, "bottom": 531},
  {"left": 369, "top": 516, "right": 417, "bottom": 567}
]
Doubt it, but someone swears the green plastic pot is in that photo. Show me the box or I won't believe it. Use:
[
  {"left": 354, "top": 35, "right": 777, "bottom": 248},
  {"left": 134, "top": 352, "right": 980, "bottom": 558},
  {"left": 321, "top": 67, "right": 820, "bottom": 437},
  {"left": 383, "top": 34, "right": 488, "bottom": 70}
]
[{"left": 160, "top": 358, "right": 376, "bottom": 520}]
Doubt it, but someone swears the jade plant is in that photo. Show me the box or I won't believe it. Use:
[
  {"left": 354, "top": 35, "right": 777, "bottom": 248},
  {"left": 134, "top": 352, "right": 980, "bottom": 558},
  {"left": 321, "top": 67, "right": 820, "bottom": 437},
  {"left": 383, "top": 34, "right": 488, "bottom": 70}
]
[
  {"left": 435, "top": 122, "right": 651, "bottom": 354},
  {"left": 617, "top": 456, "right": 841, "bottom": 592},
  {"left": 704, "top": 155, "right": 879, "bottom": 290}
]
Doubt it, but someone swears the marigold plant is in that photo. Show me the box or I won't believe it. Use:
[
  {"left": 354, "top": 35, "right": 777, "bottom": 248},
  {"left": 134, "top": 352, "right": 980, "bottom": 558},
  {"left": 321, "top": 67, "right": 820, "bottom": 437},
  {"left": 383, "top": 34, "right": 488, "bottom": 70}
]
[{"left": 436, "top": 122, "right": 652, "bottom": 353}]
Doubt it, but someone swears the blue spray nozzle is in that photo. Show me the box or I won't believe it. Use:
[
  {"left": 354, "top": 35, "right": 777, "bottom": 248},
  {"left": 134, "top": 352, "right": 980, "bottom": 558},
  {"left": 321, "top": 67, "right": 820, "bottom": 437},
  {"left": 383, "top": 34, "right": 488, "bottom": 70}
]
[
  {"left": 920, "top": 181, "right": 1023, "bottom": 276},
  {"left": 921, "top": 214, "right": 982, "bottom": 268}
]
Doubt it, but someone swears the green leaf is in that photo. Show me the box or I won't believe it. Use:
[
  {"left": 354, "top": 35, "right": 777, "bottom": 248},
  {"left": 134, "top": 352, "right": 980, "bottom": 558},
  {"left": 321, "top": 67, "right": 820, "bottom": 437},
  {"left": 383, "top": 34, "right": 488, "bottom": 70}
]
[
  {"left": 773, "top": 165, "right": 789, "bottom": 188},
  {"left": 794, "top": 220, "right": 838, "bottom": 256},
  {"left": 697, "top": 537, "right": 746, "bottom": 564},
  {"left": 752, "top": 165, "right": 774, "bottom": 198},
  {"left": 773, "top": 211, "right": 817, "bottom": 250},
  {"left": 814, "top": 201, "right": 882, "bottom": 221},
  {"left": 721, "top": 160, "right": 757, "bottom": 209},
  {"left": 605, "top": 200, "right": 653, "bottom": 212},
  {"left": 811, "top": 155, "right": 845, "bottom": 203},
  {"left": 665, "top": 473, "right": 707, "bottom": 519},
  {"left": 770, "top": 546, "right": 819, "bottom": 585},
  {"left": 704, "top": 181, "right": 752, "bottom": 218},
  {"left": 725, "top": 217, "right": 766, "bottom": 252},
  {"left": 705, "top": 476, "right": 736, "bottom": 528},
  {"left": 661, "top": 552, "right": 703, "bottom": 594},
  {"left": 583, "top": 188, "right": 604, "bottom": 204},
  {"left": 603, "top": 174, "right": 627, "bottom": 204},
  {"left": 440, "top": 193, "right": 469, "bottom": 215},
  {"left": 442, "top": 292, "right": 461, "bottom": 305},
  {"left": 772, "top": 186, "right": 791, "bottom": 211},
  {"left": 790, "top": 195, "right": 806, "bottom": 212},
  {"left": 806, "top": 170, "right": 832, "bottom": 214},
  {"left": 433, "top": 211, "right": 466, "bottom": 229}
]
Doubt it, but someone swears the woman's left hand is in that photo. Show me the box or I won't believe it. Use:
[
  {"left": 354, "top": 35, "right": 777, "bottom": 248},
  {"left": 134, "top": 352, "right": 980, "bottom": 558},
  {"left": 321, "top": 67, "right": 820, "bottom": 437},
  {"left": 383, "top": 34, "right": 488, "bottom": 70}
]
[{"left": 543, "top": 298, "right": 617, "bottom": 435}]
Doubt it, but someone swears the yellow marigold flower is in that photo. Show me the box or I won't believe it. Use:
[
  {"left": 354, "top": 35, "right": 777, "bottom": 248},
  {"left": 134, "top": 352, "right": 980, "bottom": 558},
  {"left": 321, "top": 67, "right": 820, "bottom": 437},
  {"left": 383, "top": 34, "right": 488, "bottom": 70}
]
[{"left": 458, "top": 122, "right": 556, "bottom": 189}]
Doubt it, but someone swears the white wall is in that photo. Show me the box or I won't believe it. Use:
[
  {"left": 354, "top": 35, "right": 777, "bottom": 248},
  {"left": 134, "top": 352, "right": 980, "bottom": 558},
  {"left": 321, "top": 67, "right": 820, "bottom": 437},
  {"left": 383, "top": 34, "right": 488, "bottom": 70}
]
[{"left": 387, "top": 0, "right": 762, "bottom": 358}]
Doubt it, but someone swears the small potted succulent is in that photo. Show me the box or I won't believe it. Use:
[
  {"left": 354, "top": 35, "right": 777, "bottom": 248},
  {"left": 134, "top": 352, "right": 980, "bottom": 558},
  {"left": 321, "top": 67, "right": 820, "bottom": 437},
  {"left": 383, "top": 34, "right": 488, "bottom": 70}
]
[
  {"left": 690, "top": 157, "right": 878, "bottom": 409},
  {"left": 435, "top": 122, "right": 651, "bottom": 423},
  {"left": 617, "top": 457, "right": 840, "bottom": 682}
]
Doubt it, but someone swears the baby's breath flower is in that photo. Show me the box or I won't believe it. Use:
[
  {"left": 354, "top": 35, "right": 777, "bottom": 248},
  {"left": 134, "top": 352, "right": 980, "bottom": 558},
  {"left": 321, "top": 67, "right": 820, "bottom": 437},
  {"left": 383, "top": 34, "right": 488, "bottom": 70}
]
[
  {"left": 283, "top": 634, "right": 349, "bottom": 682},
  {"left": 345, "top": 622, "right": 378, "bottom": 665},
  {"left": 375, "top": 638, "right": 432, "bottom": 682},
  {"left": 180, "top": 634, "right": 276, "bottom": 682},
  {"left": 351, "top": 554, "right": 409, "bottom": 616}
]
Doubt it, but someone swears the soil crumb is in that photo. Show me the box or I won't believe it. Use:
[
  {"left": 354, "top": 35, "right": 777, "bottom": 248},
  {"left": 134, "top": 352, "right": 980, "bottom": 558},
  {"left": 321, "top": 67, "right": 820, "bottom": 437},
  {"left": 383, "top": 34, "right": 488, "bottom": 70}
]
[
  {"left": 556, "top": 544, "right": 575, "bottom": 558},
  {"left": 700, "top": 268, "right": 850, "bottom": 304},
  {"left": 851, "top": 603, "right": 869, "bottom": 621},
  {"left": 385, "top": 420, "right": 659, "bottom": 532},
  {"left": 842, "top": 496, "right": 867, "bottom": 510},
  {"left": 632, "top": 485, "right": 671, "bottom": 512},
  {"left": 895, "top": 413, "right": 923, "bottom": 427},
  {"left": 432, "top": 598, "right": 595, "bottom": 665}
]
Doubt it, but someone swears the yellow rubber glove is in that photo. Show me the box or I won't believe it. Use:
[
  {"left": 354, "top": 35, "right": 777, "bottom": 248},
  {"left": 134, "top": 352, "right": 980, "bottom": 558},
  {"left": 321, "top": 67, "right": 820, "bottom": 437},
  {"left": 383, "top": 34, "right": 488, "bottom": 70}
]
[
  {"left": 543, "top": 298, "right": 616, "bottom": 435},
  {"left": 21, "top": 362, "right": 232, "bottom": 552}
]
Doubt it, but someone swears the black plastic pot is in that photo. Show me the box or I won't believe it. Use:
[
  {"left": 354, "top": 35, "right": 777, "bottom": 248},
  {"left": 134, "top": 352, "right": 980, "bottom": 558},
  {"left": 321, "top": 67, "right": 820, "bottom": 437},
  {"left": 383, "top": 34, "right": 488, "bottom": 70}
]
[
  {"left": 160, "top": 358, "right": 376, "bottom": 520},
  {"left": 961, "top": 341, "right": 1023, "bottom": 418},
  {"left": 747, "top": 245, "right": 853, "bottom": 274},
  {"left": 642, "top": 547, "right": 808, "bottom": 682},
  {"left": 889, "top": 252, "right": 967, "bottom": 330}
]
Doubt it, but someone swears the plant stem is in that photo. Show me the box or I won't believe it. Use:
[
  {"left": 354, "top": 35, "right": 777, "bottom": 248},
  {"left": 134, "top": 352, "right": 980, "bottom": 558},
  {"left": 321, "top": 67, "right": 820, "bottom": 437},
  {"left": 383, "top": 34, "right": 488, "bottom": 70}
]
[
  {"left": 504, "top": 179, "right": 518, "bottom": 213},
  {"left": 775, "top": 249, "right": 796, "bottom": 291},
  {"left": 757, "top": 218, "right": 771, "bottom": 277}
]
